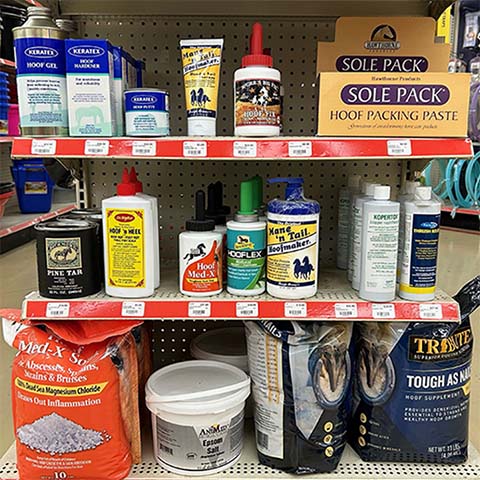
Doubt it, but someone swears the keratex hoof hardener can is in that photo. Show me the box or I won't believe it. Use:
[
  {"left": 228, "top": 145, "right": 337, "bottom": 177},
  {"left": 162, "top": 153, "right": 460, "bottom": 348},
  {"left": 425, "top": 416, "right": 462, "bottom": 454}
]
[
  {"left": 35, "top": 220, "right": 101, "bottom": 298},
  {"left": 125, "top": 88, "right": 169, "bottom": 136}
]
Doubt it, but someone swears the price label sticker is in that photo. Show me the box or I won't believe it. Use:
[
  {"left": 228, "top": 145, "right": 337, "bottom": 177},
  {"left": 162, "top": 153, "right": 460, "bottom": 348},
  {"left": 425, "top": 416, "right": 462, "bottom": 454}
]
[
  {"left": 183, "top": 141, "right": 207, "bottom": 157},
  {"left": 132, "top": 141, "right": 156, "bottom": 156},
  {"left": 121, "top": 301, "right": 145, "bottom": 317},
  {"left": 188, "top": 302, "right": 211, "bottom": 317},
  {"left": 334, "top": 303, "right": 358, "bottom": 318},
  {"left": 31, "top": 139, "right": 56, "bottom": 155},
  {"left": 233, "top": 141, "right": 257, "bottom": 157},
  {"left": 284, "top": 302, "right": 307, "bottom": 318},
  {"left": 387, "top": 140, "right": 412, "bottom": 156},
  {"left": 84, "top": 140, "right": 109, "bottom": 156},
  {"left": 236, "top": 302, "right": 258, "bottom": 317},
  {"left": 419, "top": 304, "right": 443, "bottom": 320},
  {"left": 372, "top": 303, "right": 396, "bottom": 319},
  {"left": 288, "top": 141, "right": 312, "bottom": 157},
  {"left": 46, "top": 302, "right": 70, "bottom": 318}
]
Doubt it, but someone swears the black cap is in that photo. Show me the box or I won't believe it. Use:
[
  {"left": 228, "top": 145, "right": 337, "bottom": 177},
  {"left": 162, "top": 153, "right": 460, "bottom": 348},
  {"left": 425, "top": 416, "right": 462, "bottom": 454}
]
[
  {"left": 215, "top": 181, "right": 231, "bottom": 216},
  {"left": 186, "top": 190, "right": 215, "bottom": 231},
  {"left": 205, "top": 182, "right": 227, "bottom": 225}
]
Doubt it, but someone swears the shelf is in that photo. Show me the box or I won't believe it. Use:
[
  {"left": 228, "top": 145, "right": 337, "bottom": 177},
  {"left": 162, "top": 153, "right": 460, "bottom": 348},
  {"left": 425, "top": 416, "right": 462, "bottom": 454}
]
[
  {"left": 11, "top": 137, "right": 474, "bottom": 161},
  {"left": 22, "top": 269, "right": 460, "bottom": 322},
  {"left": 0, "top": 59, "right": 15, "bottom": 68},
  {"left": 441, "top": 204, "right": 480, "bottom": 217},
  {"left": 2, "top": 425, "right": 480, "bottom": 479},
  {"left": 0, "top": 137, "right": 14, "bottom": 144}
]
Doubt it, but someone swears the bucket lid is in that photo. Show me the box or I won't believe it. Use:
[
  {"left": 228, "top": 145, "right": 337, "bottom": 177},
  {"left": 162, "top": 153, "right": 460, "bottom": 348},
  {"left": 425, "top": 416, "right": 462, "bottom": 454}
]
[{"left": 145, "top": 360, "right": 250, "bottom": 403}]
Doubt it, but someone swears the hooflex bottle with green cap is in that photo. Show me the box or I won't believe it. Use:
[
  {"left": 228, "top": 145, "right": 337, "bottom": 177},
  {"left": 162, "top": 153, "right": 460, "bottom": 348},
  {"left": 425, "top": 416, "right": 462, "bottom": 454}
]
[
  {"left": 267, "top": 177, "right": 320, "bottom": 299},
  {"left": 399, "top": 186, "right": 441, "bottom": 301},
  {"left": 179, "top": 190, "right": 223, "bottom": 297},
  {"left": 251, "top": 175, "right": 267, "bottom": 222},
  {"left": 227, "top": 180, "right": 266, "bottom": 295},
  {"left": 359, "top": 185, "right": 400, "bottom": 302}
]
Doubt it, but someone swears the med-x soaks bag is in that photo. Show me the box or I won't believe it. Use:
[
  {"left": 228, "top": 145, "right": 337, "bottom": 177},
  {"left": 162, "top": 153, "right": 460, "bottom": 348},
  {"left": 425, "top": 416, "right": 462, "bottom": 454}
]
[
  {"left": 245, "top": 321, "right": 352, "bottom": 474},
  {"left": 351, "top": 275, "right": 480, "bottom": 463}
]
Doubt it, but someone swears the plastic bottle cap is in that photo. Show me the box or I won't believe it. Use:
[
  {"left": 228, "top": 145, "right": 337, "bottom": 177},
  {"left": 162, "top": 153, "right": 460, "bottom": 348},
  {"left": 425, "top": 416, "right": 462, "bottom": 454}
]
[
  {"left": 117, "top": 167, "right": 136, "bottom": 196},
  {"left": 251, "top": 175, "right": 263, "bottom": 211},
  {"left": 365, "top": 182, "right": 377, "bottom": 196},
  {"left": 373, "top": 185, "right": 391, "bottom": 200},
  {"left": 415, "top": 186, "right": 432, "bottom": 200},
  {"left": 186, "top": 190, "right": 215, "bottom": 231},
  {"left": 206, "top": 183, "right": 227, "bottom": 225},
  {"left": 238, "top": 180, "right": 256, "bottom": 216},
  {"left": 405, "top": 181, "right": 417, "bottom": 194},
  {"left": 214, "top": 181, "right": 231, "bottom": 215},
  {"left": 129, "top": 167, "right": 143, "bottom": 193},
  {"left": 242, "top": 23, "right": 273, "bottom": 68},
  {"left": 361, "top": 180, "right": 372, "bottom": 194},
  {"left": 348, "top": 174, "right": 362, "bottom": 189},
  {"left": 187, "top": 117, "right": 216, "bottom": 136},
  {"left": 268, "top": 177, "right": 304, "bottom": 199}
]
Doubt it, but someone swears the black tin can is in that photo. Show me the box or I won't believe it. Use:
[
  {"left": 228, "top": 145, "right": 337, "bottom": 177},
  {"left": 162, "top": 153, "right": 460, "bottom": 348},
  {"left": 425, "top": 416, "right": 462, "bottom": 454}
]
[{"left": 35, "top": 220, "right": 101, "bottom": 298}]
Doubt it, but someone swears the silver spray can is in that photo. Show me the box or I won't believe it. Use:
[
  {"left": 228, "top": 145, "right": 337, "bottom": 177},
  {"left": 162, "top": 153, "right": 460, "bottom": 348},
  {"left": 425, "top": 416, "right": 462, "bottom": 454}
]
[{"left": 13, "top": 7, "right": 68, "bottom": 136}]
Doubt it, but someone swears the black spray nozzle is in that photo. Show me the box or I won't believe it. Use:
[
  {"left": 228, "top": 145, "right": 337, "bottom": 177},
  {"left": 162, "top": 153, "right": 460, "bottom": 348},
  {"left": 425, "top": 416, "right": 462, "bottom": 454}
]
[
  {"left": 215, "top": 181, "right": 231, "bottom": 215},
  {"left": 206, "top": 182, "right": 227, "bottom": 225},
  {"left": 186, "top": 190, "right": 215, "bottom": 231}
]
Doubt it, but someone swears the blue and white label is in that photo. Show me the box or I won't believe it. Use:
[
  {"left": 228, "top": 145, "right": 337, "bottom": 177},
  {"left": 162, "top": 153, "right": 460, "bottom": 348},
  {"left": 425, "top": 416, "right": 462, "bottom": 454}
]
[
  {"left": 125, "top": 90, "right": 170, "bottom": 136},
  {"left": 14, "top": 37, "right": 67, "bottom": 128}
]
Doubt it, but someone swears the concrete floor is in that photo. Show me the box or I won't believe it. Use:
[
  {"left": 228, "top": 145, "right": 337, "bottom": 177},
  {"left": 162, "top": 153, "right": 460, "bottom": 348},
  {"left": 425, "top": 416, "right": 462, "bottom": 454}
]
[{"left": 0, "top": 230, "right": 479, "bottom": 458}]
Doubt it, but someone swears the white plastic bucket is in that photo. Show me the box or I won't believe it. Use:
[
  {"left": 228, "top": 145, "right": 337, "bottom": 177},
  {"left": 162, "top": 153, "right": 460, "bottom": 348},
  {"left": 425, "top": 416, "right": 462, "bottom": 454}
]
[{"left": 145, "top": 360, "right": 251, "bottom": 476}]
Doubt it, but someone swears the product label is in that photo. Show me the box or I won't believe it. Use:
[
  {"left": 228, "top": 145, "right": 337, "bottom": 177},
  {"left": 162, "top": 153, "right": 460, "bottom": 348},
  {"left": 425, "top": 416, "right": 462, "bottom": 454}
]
[
  {"left": 14, "top": 37, "right": 68, "bottom": 128},
  {"left": 364, "top": 211, "right": 399, "bottom": 294},
  {"left": 400, "top": 213, "right": 440, "bottom": 294},
  {"left": 235, "top": 79, "right": 281, "bottom": 128},
  {"left": 180, "top": 237, "right": 222, "bottom": 294},
  {"left": 126, "top": 111, "right": 169, "bottom": 136},
  {"left": 351, "top": 201, "right": 364, "bottom": 286},
  {"left": 227, "top": 228, "right": 266, "bottom": 292},
  {"left": 25, "top": 181, "right": 48, "bottom": 194},
  {"left": 153, "top": 412, "right": 244, "bottom": 472},
  {"left": 46, "top": 237, "right": 82, "bottom": 270},
  {"left": 267, "top": 219, "right": 318, "bottom": 288},
  {"left": 336, "top": 189, "right": 350, "bottom": 269},
  {"left": 106, "top": 209, "right": 145, "bottom": 288}
]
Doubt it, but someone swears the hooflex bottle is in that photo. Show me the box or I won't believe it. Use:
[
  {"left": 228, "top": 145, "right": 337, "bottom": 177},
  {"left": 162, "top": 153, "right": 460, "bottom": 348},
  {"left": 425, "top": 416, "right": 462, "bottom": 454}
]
[
  {"left": 13, "top": 7, "right": 68, "bottom": 136},
  {"left": 179, "top": 190, "right": 223, "bottom": 297},
  {"left": 267, "top": 177, "right": 320, "bottom": 299},
  {"left": 252, "top": 175, "right": 267, "bottom": 223},
  {"left": 399, "top": 186, "right": 441, "bottom": 301},
  {"left": 359, "top": 185, "right": 400, "bottom": 302},
  {"left": 102, "top": 168, "right": 155, "bottom": 298},
  {"left": 227, "top": 180, "right": 266, "bottom": 296},
  {"left": 336, "top": 174, "right": 362, "bottom": 270}
]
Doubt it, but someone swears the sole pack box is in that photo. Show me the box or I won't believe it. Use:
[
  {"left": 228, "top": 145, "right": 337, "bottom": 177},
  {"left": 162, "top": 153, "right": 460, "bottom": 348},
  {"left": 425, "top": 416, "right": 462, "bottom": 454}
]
[{"left": 317, "top": 72, "right": 470, "bottom": 137}]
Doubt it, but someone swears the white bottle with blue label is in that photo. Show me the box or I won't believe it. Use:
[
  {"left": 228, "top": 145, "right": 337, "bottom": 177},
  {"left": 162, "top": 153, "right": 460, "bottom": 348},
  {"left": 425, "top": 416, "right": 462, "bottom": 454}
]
[{"left": 399, "top": 186, "right": 441, "bottom": 301}]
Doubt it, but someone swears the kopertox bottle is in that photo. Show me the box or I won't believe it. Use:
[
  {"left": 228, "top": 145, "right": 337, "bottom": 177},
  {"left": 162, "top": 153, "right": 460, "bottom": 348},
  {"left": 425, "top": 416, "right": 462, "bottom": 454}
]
[
  {"left": 399, "top": 186, "right": 441, "bottom": 301},
  {"left": 102, "top": 168, "right": 154, "bottom": 298},
  {"left": 267, "top": 177, "right": 320, "bottom": 299},
  {"left": 130, "top": 167, "right": 160, "bottom": 288},
  {"left": 336, "top": 174, "right": 362, "bottom": 270},
  {"left": 13, "top": 7, "right": 68, "bottom": 136},
  {"left": 179, "top": 190, "right": 223, "bottom": 297},
  {"left": 227, "top": 180, "right": 266, "bottom": 295},
  {"left": 351, "top": 182, "right": 376, "bottom": 291},
  {"left": 359, "top": 185, "right": 400, "bottom": 302},
  {"left": 234, "top": 23, "right": 281, "bottom": 137}
]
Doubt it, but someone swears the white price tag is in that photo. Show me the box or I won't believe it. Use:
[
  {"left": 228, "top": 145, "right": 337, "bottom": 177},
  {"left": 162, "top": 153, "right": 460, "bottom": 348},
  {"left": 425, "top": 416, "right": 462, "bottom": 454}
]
[
  {"left": 183, "top": 141, "right": 207, "bottom": 157},
  {"left": 419, "top": 303, "right": 442, "bottom": 320},
  {"left": 84, "top": 140, "right": 109, "bottom": 156},
  {"left": 236, "top": 302, "right": 258, "bottom": 318},
  {"left": 31, "top": 139, "right": 56, "bottom": 155},
  {"left": 334, "top": 303, "right": 358, "bottom": 318},
  {"left": 288, "top": 141, "right": 312, "bottom": 157},
  {"left": 121, "top": 301, "right": 145, "bottom": 317},
  {"left": 233, "top": 141, "right": 257, "bottom": 157},
  {"left": 132, "top": 141, "right": 156, "bottom": 156},
  {"left": 387, "top": 140, "right": 412, "bottom": 156},
  {"left": 188, "top": 302, "right": 211, "bottom": 317},
  {"left": 46, "top": 302, "right": 70, "bottom": 318},
  {"left": 284, "top": 302, "right": 307, "bottom": 318},
  {"left": 372, "top": 303, "right": 396, "bottom": 319}
]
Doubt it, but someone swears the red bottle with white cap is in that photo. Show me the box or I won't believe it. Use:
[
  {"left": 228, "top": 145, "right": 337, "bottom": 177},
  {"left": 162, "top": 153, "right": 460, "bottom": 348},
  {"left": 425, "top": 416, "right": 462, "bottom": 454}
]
[{"left": 234, "top": 22, "right": 281, "bottom": 137}]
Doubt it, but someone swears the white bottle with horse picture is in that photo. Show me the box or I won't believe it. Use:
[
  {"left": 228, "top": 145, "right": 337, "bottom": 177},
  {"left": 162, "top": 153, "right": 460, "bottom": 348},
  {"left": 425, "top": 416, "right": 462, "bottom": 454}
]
[{"left": 179, "top": 190, "right": 223, "bottom": 297}]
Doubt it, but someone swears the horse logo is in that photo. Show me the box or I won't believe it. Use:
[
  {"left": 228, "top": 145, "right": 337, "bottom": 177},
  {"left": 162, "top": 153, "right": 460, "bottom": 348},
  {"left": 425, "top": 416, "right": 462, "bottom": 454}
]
[
  {"left": 293, "top": 256, "right": 315, "bottom": 280},
  {"left": 234, "top": 235, "right": 254, "bottom": 250},
  {"left": 365, "top": 24, "right": 400, "bottom": 50},
  {"left": 46, "top": 238, "right": 82, "bottom": 269},
  {"left": 190, "top": 88, "right": 211, "bottom": 108},
  {"left": 184, "top": 243, "right": 207, "bottom": 262}
]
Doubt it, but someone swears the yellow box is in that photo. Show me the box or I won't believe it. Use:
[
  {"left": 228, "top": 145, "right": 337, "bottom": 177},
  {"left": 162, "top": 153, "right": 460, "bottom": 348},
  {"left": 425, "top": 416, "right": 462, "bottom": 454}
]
[{"left": 317, "top": 72, "right": 470, "bottom": 137}]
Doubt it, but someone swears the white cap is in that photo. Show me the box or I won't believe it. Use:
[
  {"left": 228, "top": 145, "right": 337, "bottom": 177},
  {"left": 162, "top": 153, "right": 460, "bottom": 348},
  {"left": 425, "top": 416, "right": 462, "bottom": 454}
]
[
  {"left": 187, "top": 117, "right": 216, "bottom": 136},
  {"left": 348, "top": 174, "right": 362, "bottom": 189},
  {"left": 415, "top": 186, "right": 432, "bottom": 200},
  {"left": 374, "top": 185, "right": 391, "bottom": 200},
  {"left": 361, "top": 180, "right": 370, "bottom": 194},
  {"left": 405, "top": 181, "right": 417, "bottom": 195},
  {"left": 365, "top": 182, "right": 377, "bottom": 196}
]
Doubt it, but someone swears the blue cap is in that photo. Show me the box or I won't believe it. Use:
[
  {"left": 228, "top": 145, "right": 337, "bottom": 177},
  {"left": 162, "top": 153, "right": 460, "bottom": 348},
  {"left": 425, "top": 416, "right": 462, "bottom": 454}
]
[{"left": 268, "top": 177, "right": 304, "bottom": 199}]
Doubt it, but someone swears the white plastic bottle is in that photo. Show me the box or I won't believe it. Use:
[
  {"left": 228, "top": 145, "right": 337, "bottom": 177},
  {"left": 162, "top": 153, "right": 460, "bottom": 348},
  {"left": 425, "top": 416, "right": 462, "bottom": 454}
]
[
  {"left": 130, "top": 167, "right": 160, "bottom": 288},
  {"left": 399, "top": 186, "right": 441, "bottom": 301},
  {"left": 336, "top": 174, "right": 362, "bottom": 270},
  {"left": 234, "top": 23, "right": 281, "bottom": 137},
  {"left": 359, "top": 185, "right": 400, "bottom": 302},
  {"left": 102, "top": 168, "right": 154, "bottom": 298},
  {"left": 351, "top": 182, "right": 376, "bottom": 291}
]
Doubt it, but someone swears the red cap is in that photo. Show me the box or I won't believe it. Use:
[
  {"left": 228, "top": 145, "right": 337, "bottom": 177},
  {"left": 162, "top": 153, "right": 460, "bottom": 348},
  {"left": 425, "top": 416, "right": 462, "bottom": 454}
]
[
  {"left": 129, "top": 166, "right": 143, "bottom": 193},
  {"left": 117, "top": 167, "right": 136, "bottom": 196},
  {"left": 242, "top": 23, "right": 273, "bottom": 68}
]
